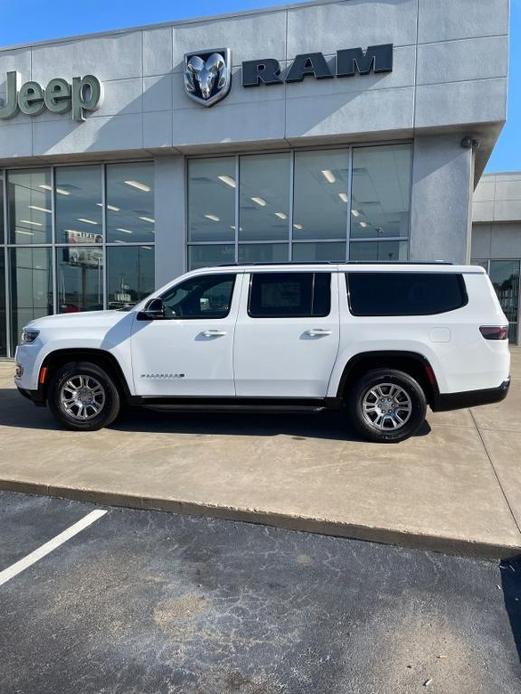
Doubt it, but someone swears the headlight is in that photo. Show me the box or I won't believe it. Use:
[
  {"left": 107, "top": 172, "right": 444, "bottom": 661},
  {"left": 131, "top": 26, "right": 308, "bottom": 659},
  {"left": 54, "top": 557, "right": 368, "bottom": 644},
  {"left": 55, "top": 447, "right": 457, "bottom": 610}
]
[{"left": 20, "top": 328, "right": 40, "bottom": 344}]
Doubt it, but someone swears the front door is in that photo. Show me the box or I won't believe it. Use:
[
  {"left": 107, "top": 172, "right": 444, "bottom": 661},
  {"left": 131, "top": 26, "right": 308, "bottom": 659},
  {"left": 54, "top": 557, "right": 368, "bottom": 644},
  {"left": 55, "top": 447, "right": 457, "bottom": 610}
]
[
  {"left": 130, "top": 272, "right": 241, "bottom": 396},
  {"left": 234, "top": 271, "right": 340, "bottom": 397}
]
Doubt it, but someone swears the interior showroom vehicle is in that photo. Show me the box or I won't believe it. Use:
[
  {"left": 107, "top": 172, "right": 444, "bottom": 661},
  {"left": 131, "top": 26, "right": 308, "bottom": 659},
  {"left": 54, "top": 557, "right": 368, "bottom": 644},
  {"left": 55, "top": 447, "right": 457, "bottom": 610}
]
[{"left": 14, "top": 262, "right": 511, "bottom": 443}]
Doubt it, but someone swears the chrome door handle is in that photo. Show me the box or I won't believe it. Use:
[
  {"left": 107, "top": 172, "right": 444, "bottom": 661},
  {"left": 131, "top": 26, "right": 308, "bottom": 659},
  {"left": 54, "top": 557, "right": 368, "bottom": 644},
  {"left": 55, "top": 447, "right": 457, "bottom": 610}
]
[
  {"left": 200, "top": 329, "right": 227, "bottom": 338},
  {"left": 304, "top": 329, "right": 332, "bottom": 337}
]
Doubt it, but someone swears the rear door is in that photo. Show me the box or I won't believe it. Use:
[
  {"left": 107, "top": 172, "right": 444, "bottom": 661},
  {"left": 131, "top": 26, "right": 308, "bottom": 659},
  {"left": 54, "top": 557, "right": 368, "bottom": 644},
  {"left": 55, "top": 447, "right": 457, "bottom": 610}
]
[{"left": 233, "top": 271, "right": 340, "bottom": 397}]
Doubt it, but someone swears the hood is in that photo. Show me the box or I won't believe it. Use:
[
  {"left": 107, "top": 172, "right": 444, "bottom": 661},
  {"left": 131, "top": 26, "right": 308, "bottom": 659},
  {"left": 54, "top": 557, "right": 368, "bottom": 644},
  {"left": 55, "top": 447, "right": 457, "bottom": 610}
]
[{"left": 27, "top": 309, "right": 131, "bottom": 331}]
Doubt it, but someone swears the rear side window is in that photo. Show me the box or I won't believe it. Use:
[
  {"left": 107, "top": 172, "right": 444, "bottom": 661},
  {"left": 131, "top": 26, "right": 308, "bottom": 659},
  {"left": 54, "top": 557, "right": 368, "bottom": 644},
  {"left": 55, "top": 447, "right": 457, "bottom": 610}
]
[
  {"left": 249, "top": 272, "right": 331, "bottom": 318},
  {"left": 346, "top": 272, "right": 468, "bottom": 316}
]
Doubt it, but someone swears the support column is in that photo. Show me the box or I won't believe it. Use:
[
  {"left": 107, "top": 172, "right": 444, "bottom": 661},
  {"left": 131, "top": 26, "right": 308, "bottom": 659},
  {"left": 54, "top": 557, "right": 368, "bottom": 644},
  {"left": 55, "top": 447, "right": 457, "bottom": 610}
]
[
  {"left": 409, "top": 134, "right": 474, "bottom": 264},
  {"left": 154, "top": 155, "right": 186, "bottom": 288}
]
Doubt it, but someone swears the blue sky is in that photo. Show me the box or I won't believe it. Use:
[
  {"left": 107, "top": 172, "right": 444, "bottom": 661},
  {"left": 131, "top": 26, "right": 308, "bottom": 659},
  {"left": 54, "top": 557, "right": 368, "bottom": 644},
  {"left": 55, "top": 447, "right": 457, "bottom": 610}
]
[{"left": 0, "top": 0, "right": 519, "bottom": 172}]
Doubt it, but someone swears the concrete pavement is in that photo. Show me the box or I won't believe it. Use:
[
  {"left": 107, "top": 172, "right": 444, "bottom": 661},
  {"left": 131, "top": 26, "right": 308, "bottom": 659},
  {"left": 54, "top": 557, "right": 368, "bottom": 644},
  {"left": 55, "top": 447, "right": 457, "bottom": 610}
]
[
  {"left": 1, "top": 491, "right": 520, "bottom": 694},
  {"left": 0, "top": 350, "right": 520, "bottom": 558}
]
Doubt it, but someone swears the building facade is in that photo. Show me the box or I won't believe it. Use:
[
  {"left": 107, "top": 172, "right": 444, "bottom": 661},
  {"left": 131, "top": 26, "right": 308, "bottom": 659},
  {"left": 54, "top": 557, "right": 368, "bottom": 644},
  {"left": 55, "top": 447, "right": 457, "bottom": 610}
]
[
  {"left": 0, "top": 0, "right": 511, "bottom": 356},
  {"left": 472, "top": 172, "right": 521, "bottom": 345}
]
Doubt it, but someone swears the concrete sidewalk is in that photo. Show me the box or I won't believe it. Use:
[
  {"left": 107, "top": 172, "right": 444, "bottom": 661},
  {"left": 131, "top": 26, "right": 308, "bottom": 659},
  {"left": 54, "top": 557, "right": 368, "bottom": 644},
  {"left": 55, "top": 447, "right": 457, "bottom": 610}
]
[{"left": 0, "top": 351, "right": 520, "bottom": 558}]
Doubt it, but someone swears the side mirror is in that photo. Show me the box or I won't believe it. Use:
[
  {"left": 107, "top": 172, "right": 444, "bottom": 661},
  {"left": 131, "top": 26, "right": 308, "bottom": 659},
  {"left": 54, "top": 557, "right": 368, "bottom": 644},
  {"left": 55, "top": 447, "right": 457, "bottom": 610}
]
[{"left": 139, "top": 297, "right": 166, "bottom": 320}]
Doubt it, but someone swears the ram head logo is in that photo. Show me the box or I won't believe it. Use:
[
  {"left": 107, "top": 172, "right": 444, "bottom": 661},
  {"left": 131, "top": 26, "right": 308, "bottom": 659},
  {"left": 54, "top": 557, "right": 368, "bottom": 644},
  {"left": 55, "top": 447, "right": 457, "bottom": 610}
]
[{"left": 184, "top": 49, "right": 232, "bottom": 107}]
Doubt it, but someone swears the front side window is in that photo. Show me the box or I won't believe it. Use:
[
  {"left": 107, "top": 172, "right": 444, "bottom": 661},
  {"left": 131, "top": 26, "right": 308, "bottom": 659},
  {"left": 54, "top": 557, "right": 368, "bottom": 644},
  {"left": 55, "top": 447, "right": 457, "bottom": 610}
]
[
  {"left": 347, "top": 272, "right": 468, "bottom": 316},
  {"left": 249, "top": 272, "right": 331, "bottom": 318},
  {"left": 161, "top": 273, "right": 236, "bottom": 319}
]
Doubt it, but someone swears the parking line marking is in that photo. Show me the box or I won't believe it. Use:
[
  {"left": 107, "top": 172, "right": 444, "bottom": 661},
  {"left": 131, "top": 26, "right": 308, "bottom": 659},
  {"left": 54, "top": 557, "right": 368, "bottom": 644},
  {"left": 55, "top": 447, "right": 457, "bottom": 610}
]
[{"left": 0, "top": 509, "right": 107, "bottom": 587}]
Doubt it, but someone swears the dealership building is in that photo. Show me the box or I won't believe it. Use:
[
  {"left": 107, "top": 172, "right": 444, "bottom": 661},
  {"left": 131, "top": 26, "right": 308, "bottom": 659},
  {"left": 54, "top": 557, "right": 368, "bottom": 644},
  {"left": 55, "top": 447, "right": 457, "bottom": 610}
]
[{"left": 0, "top": 0, "right": 517, "bottom": 357}]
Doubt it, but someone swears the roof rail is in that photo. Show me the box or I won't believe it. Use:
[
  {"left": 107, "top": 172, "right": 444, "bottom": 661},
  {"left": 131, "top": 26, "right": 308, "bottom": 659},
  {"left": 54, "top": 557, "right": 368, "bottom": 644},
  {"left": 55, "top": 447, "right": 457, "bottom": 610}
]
[{"left": 204, "top": 260, "right": 454, "bottom": 268}]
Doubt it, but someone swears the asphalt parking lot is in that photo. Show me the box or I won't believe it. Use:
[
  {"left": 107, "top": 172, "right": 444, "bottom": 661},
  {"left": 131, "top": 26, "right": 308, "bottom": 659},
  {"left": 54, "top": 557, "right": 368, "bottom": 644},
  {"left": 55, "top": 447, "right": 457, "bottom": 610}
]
[{"left": 0, "top": 490, "right": 520, "bottom": 694}]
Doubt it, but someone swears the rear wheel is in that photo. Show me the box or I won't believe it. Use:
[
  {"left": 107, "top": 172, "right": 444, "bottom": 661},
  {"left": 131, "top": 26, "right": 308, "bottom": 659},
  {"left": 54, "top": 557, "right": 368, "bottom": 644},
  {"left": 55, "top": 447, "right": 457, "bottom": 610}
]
[
  {"left": 48, "top": 361, "right": 121, "bottom": 431},
  {"left": 347, "top": 368, "right": 427, "bottom": 443}
]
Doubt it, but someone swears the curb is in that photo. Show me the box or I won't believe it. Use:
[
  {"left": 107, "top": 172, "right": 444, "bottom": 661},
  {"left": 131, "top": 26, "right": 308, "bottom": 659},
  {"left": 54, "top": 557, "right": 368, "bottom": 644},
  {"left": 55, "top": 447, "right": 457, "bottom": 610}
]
[{"left": 1, "top": 478, "right": 520, "bottom": 560}]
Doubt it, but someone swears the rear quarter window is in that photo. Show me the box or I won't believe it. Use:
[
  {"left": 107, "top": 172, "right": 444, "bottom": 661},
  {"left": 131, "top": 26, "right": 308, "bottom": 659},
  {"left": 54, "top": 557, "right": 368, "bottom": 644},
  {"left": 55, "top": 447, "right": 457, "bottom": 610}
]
[{"left": 346, "top": 272, "right": 468, "bottom": 316}]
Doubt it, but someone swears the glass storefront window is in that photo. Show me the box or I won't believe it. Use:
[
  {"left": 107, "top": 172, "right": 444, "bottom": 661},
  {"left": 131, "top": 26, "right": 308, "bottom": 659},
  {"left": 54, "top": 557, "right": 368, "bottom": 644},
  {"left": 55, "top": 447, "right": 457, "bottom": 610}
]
[
  {"left": 188, "top": 158, "right": 235, "bottom": 243},
  {"left": 0, "top": 252, "right": 6, "bottom": 356},
  {"left": 9, "top": 247, "right": 52, "bottom": 351},
  {"left": 350, "top": 144, "right": 412, "bottom": 240},
  {"left": 292, "top": 242, "right": 346, "bottom": 262},
  {"left": 106, "top": 163, "right": 155, "bottom": 243},
  {"left": 8, "top": 169, "right": 52, "bottom": 245},
  {"left": 107, "top": 246, "right": 155, "bottom": 310},
  {"left": 293, "top": 150, "right": 348, "bottom": 241},
  {"left": 489, "top": 260, "right": 520, "bottom": 342},
  {"left": 0, "top": 171, "right": 4, "bottom": 244},
  {"left": 239, "top": 153, "right": 290, "bottom": 242},
  {"left": 55, "top": 166, "right": 103, "bottom": 245},
  {"left": 187, "top": 145, "right": 413, "bottom": 269},
  {"left": 56, "top": 246, "right": 103, "bottom": 313},
  {"left": 188, "top": 244, "right": 235, "bottom": 270},
  {"left": 349, "top": 240, "right": 409, "bottom": 261},
  {"left": 238, "top": 243, "right": 288, "bottom": 263}
]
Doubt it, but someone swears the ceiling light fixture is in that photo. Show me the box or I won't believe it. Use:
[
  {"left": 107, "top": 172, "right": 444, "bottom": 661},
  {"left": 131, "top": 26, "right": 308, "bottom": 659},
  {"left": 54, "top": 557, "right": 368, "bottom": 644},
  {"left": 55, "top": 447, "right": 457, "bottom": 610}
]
[
  {"left": 28, "top": 205, "right": 52, "bottom": 214},
  {"left": 124, "top": 180, "right": 151, "bottom": 193},
  {"left": 360, "top": 221, "right": 368, "bottom": 228},
  {"left": 116, "top": 228, "right": 134, "bottom": 234},
  {"left": 204, "top": 214, "right": 220, "bottom": 222},
  {"left": 338, "top": 192, "right": 348, "bottom": 203},
  {"left": 351, "top": 209, "right": 360, "bottom": 217},
  {"left": 39, "top": 184, "right": 70, "bottom": 196},
  {"left": 78, "top": 218, "right": 98, "bottom": 225},
  {"left": 218, "top": 175, "right": 236, "bottom": 188},
  {"left": 321, "top": 169, "right": 336, "bottom": 184},
  {"left": 19, "top": 219, "right": 42, "bottom": 227},
  {"left": 293, "top": 223, "right": 303, "bottom": 230},
  {"left": 275, "top": 212, "right": 287, "bottom": 220},
  {"left": 251, "top": 196, "right": 267, "bottom": 207},
  {"left": 16, "top": 229, "right": 34, "bottom": 236},
  {"left": 139, "top": 216, "right": 155, "bottom": 224},
  {"left": 97, "top": 203, "right": 120, "bottom": 212}
]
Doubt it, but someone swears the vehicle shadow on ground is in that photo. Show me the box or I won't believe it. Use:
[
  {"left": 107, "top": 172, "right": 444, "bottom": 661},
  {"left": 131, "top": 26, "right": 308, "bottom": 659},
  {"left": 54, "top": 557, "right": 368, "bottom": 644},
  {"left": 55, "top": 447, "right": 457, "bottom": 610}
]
[
  {"left": 501, "top": 555, "right": 521, "bottom": 663},
  {"left": 0, "top": 387, "right": 432, "bottom": 441}
]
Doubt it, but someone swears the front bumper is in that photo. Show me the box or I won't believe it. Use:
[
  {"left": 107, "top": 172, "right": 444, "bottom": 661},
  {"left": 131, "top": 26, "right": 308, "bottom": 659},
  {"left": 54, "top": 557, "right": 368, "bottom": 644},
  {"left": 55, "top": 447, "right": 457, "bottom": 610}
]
[
  {"left": 16, "top": 386, "right": 46, "bottom": 407},
  {"left": 431, "top": 378, "right": 511, "bottom": 412}
]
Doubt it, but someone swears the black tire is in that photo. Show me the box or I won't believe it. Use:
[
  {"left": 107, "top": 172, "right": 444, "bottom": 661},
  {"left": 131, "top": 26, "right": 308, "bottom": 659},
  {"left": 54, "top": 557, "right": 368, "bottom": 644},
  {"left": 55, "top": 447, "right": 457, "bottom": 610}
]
[
  {"left": 346, "top": 368, "right": 427, "bottom": 443},
  {"left": 48, "top": 361, "right": 121, "bottom": 431}
]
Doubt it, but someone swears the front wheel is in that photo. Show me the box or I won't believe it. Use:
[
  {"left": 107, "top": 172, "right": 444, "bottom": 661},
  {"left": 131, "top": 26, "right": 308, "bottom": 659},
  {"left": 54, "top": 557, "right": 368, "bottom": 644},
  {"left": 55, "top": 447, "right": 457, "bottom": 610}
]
[
  {"left": 48, "top": 361, "right": 121, "bottom": 431},
  {"left": 347, "top": 368, "right": 427, "bottom": 443}
]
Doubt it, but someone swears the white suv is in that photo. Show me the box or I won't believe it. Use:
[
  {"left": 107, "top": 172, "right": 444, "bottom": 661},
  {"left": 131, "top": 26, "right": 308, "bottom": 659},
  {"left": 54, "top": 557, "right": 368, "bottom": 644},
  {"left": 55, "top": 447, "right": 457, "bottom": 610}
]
[{"left": 14, "top": 263, "right": 511, "bottom": 443}]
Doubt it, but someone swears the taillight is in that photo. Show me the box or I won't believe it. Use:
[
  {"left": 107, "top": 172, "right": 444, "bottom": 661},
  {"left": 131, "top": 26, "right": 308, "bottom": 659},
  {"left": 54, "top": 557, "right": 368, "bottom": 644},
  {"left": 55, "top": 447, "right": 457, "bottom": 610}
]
[{"left": 479, "top": 326, "right": 508, "bottom": 340}]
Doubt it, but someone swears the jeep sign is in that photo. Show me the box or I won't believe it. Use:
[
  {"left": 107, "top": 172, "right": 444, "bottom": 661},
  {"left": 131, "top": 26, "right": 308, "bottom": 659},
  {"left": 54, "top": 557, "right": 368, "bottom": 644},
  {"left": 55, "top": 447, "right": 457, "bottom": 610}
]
[{"left": 0, "top": 72, "right": 103, "bottom": 122}]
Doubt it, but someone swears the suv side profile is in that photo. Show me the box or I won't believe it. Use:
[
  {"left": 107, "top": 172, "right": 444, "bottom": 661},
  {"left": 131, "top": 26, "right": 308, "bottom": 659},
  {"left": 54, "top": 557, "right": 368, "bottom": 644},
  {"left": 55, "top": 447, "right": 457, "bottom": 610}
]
[{"left": 14, "top": 263, "right": 511, "bottom": 443}]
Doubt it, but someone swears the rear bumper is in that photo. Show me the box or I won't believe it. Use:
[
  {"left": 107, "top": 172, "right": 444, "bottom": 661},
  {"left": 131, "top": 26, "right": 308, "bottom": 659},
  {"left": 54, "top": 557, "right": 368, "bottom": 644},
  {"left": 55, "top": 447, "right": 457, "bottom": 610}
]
[{"left": 432, "top": 378, "right": 511, "bottom": 412}]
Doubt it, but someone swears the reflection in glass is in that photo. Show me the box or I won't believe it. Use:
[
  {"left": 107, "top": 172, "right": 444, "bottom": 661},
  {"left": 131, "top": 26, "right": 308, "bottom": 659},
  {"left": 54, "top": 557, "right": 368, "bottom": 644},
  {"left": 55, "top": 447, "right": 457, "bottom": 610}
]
[
  {"left": 8, "top": 169, "right": 52, "bottom": 244},
  {"left": 107, "top": 163, "right": 155, "bottom": 243},
  {"left": 55, "top": 166, "right": 103, "bottom": 245},
  {"left": 107, "top": 246, "right": 155, "bottom": 309},
  {"left": 350, "top": 144, "right": 412, "bottom": 240},
  {"left": 292, "top": 242, "right": 346, "bottom": 262},
  {"left": 0, "top": 252, "right": 6, "bottom": 356},
  {"left": 188, "top": 244, "right": 235, "bottom": 270},
  {"left": 238, "top": 244, "right": 288, "bottom": 263},
  {"left": 489, "top": 260, "right": 520, "bottom": 342},
  {"left": 188, "top": 158, "right": 235, "bottom": 242},
  {"left": 293, "top": 150, "right": 348, "bottom": 241},
  {"left": 9, "top": 248, "right": 52, "bottom": 351},
  {"left": 349, "top": 240, "right": 408, "bottom": 262},
  {"left": 57, "top": 247, "right": 103, "bottom": 313},
  {"left": 239, "top": 154, "right": 290, "bottom": 241}
]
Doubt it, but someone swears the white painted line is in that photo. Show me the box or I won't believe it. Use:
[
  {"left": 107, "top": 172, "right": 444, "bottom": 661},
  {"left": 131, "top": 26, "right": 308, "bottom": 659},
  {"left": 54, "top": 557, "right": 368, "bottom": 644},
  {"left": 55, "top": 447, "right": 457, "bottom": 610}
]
[{"left": 0, "top": 509, "right": 107, "bottom": 587}]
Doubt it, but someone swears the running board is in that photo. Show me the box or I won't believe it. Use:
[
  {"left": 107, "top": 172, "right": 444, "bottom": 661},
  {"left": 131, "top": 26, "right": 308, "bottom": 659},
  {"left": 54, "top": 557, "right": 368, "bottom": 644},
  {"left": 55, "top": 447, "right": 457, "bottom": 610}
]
[
  {"left": 133, "top": 396, "right": 343, "bottom": 414},
  {"left": 143, "top": 403, "right": 330, "bottom": 414}
]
